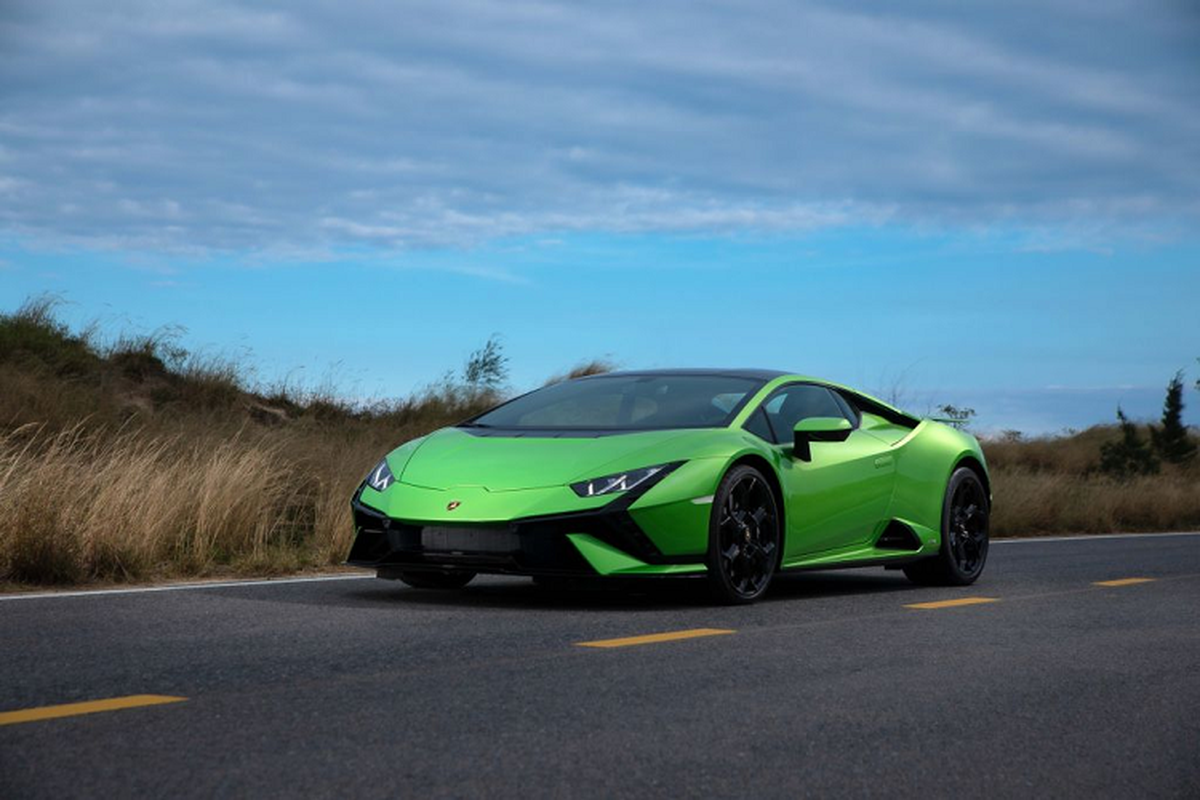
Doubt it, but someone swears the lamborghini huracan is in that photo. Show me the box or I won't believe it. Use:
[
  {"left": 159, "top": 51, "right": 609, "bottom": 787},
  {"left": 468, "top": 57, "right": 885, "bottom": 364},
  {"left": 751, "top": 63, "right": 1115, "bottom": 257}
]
[{"left": 347, "top": 370, "right": 991, "bottom": 603}]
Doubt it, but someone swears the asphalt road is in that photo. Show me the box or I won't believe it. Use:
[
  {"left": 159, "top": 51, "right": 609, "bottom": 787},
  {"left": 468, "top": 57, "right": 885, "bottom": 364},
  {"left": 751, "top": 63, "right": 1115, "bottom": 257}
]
[{"left": 2, "top": 533, "right": 1198, "bottom": 799}]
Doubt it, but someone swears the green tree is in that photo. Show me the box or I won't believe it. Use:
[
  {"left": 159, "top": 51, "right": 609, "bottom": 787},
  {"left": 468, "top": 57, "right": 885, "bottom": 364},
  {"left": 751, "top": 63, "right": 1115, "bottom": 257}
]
[
  {"left": 1150, "top": 371, "right": 1196, "bottom": 464},
  {"left": 1099, "top": 407, "right": 1160, "bottom": 479}
]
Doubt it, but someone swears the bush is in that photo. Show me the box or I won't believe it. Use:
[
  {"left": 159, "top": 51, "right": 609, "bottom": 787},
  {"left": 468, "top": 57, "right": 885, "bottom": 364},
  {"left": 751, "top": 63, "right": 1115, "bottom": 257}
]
[
  {"left": 1099, "top": 408, "right": 1160, "bottom": 480},
  {"left": 0, "top": 296, "right": 102, "bottom": 379},
  {"left": 1150, "top": 371, "right": 1196, "bottom": 465}
]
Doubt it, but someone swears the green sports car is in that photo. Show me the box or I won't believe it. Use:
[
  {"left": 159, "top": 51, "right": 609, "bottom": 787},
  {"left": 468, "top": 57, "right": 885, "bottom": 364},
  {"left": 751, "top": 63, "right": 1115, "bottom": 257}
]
[{"left": 348, "top": 370, "right": 991, "bottom": 603}]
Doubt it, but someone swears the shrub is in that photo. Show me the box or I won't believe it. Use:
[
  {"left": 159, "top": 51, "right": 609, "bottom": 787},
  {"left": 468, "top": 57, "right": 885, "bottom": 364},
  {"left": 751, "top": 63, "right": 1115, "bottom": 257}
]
[
  {"left": 1150, "top": 371, "right": 1196, "bottom": 465},
  {"left": 1098, "top": 408, "right": 1160, "bottom": 480}
]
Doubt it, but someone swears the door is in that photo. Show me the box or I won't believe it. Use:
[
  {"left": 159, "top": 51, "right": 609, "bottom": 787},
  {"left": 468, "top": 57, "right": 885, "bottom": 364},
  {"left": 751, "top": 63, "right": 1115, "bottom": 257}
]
[{"left": 755, "top": 384, "right": 897, "bottom": 559}]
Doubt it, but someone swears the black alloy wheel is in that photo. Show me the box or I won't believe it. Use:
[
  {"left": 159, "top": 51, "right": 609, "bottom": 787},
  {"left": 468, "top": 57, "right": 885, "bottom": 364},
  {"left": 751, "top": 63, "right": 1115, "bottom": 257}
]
[
  {"left": 903, "top": 467, "right": 990, "bottom": 586},
  {"left": 947, "top": 475, "right": 989, "bottom": 576},
  {"left": 708, "top": 465, "right": 781, "bottom": 604}
]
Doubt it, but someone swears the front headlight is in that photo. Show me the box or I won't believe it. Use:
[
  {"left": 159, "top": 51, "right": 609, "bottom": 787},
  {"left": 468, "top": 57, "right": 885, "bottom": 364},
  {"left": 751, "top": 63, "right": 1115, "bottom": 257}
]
[
  {"left": 365, "top": 459, "right": 395, "bottom": 492},
  {"left": 570, "top": 463, "right": 675, "bottom": 498}
]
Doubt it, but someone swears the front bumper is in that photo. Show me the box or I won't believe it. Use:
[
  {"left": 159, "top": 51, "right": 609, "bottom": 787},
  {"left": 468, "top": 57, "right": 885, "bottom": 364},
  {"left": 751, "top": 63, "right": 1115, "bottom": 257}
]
[{"left": 346, "top": 474, "right": 709, "bottom": 578}]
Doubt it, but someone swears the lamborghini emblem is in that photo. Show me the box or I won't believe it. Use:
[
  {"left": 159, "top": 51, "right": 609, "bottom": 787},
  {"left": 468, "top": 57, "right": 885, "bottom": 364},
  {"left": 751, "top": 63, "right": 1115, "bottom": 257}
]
[{"left": 446, "top": 501, "right": 461, "bottom": 511}]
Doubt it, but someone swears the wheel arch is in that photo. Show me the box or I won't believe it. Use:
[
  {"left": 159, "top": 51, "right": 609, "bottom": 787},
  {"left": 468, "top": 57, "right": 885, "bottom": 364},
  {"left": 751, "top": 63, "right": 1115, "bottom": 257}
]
[{"left": 951, "top": 454, "right": 991, "bottom": 507}]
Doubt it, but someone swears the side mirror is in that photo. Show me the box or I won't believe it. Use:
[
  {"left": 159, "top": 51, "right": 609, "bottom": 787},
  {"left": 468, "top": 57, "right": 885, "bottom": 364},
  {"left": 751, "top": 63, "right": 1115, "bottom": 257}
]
[{"left": 792, "top": 417, "right": 852, "bottom": 462}]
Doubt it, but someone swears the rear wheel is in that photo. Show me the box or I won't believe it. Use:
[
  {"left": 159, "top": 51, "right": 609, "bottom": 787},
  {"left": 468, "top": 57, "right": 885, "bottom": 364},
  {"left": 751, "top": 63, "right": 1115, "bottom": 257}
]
[
  {"left": 707, "top": 465, "right": 781, "bottom": 604},
  {"left": 903, "top": 467, "right": 989, "bottom": 586},
  {"left": 388, "top": 570, "right": 476, "bottom": 590}
]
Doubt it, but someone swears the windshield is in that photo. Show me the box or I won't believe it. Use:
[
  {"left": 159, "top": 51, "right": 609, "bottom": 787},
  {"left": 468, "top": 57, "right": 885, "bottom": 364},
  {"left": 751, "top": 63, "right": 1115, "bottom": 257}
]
[{"left": 464, "top": 374, "right": 764, "bottom": 431}]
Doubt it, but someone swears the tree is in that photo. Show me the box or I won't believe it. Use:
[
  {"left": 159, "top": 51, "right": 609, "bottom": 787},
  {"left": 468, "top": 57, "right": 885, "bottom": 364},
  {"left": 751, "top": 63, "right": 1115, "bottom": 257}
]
[
  {"left": 1150, "top": 371, "right": 1196, "bottom": 465},
  {"left": 462, "top": 335, "right": 508, "bottom": 391},
  {"left": 936, "top": 404, "right": 976, "bottom": 430},
  {"left": 1099, "top": 407, "right": 1159, "bottom": 479}
]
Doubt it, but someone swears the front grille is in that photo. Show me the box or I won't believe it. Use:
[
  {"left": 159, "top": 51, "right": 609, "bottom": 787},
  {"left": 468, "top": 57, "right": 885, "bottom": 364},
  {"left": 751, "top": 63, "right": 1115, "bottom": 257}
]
[{"left": 421, "top": 525, "right": 519, "bottom": 553}]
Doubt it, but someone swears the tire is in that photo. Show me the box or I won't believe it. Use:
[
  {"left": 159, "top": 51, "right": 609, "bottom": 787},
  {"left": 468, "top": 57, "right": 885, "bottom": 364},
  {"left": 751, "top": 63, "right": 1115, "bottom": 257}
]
[
  {"left": 389, "top": 569, "right": 476, "bottom": 590},
  {"left": 706, "top": 464, "right": 782, "bottom": 604},
  {"left": 903, "top": 467, "right": 989, "bottom": 586}
]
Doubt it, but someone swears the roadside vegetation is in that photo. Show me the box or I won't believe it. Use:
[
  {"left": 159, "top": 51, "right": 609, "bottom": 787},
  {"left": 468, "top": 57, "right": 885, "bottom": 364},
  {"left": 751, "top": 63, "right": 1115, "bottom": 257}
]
[{"left": 1, "top": 296, "right": 1197, "bottom": 587}]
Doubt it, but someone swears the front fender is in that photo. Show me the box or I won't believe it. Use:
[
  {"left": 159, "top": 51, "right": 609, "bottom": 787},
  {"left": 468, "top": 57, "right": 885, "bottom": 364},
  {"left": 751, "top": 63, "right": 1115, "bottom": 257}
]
[{"left": 628, "top": 435, "right": 778, "bottom": 557}]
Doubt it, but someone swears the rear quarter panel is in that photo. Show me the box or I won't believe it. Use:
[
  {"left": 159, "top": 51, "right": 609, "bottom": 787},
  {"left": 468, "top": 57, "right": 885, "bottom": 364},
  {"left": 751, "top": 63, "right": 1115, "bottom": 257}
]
[{"left": 888, "top": 420, "right": 990, "bottom": 535}]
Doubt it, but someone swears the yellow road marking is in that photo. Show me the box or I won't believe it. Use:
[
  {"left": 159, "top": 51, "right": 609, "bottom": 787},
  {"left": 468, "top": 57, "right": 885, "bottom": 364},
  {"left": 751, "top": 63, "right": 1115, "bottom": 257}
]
[
  {"left": 0, "top": 694, "right": 187, "bottom": 727},
  {"left": 1094, "top": 577, "right": 1157, "bottom": 587},
  {"left": 905, "top": 596, "right": 999, "bottom": 610},
  {"left": 577, "top": 628, "right": 735, "bottom": 649}
]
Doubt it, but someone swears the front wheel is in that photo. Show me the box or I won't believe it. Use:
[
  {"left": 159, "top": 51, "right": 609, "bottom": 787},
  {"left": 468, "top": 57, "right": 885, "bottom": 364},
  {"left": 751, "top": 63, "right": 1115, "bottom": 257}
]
[
  {"left": 388, "top": 569, "right": 476, "bottom": 590},
  {"left": 903, "top": 467, "right": 989, "bottom": 586},
  {"left": 706, "top": 465, "right": 781, "bottom": 604}
]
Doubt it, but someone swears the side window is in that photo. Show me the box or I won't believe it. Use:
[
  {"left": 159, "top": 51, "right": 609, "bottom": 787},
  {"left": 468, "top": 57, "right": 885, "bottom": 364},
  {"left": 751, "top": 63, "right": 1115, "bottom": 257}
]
[
  {"left": 831, "top": 391, "right": 860, "bottom": 426},
  {"left": 742, "top": 407, "right": 775, "bottom": 442},
  {"left": 760, "top": 385, "right": 850, "bottom": 445}
]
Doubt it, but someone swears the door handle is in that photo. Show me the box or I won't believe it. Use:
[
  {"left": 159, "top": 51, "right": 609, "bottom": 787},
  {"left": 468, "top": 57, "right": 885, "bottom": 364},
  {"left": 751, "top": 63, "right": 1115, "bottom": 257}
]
[{"left": 874, "top": 455, "right": 894, "bottom": 469}]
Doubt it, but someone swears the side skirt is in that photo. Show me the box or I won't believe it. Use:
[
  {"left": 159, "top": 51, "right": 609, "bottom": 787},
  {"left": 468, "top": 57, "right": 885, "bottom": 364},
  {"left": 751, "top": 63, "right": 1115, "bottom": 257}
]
[
  {"left": 779, "top": 553, "right": 929, "bottom": 573},
  {"left": 778, "top": 519, "right": 940, "bottom": 572}
]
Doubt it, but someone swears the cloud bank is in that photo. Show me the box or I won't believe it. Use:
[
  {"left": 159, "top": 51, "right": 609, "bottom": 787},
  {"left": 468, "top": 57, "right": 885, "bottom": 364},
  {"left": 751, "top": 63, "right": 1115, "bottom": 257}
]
[{"left": 1, "top": 0, "right": 1197, "bottom": 252}]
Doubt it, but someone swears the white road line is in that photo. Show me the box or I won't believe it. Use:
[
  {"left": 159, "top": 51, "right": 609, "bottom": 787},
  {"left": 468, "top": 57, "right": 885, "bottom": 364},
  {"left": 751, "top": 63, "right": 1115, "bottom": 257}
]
[
  {"left": 992, "top": 531, "right": 1200, "bottom": 544},
  {"left": 0, "top": 573, "right": 375, "bottom": 602}
]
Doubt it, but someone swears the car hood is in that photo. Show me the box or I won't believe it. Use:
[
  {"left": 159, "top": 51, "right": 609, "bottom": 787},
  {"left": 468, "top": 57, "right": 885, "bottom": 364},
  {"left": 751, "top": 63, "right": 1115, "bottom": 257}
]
[{"left": 394, "top": 427, "right": 699, "bottom": 491}]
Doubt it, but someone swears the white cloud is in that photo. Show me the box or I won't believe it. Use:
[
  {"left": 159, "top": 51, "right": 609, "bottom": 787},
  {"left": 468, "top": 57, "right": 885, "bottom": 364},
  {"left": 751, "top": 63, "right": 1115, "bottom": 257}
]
[{"left": 0, "top": 0, "right": 1196, "bottom": 254}]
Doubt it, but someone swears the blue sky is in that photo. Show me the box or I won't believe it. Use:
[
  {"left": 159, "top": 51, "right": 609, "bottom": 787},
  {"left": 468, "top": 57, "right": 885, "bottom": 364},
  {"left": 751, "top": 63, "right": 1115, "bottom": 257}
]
[{"left": 2, "top": 1, "right": 1199, "bottom": 434}]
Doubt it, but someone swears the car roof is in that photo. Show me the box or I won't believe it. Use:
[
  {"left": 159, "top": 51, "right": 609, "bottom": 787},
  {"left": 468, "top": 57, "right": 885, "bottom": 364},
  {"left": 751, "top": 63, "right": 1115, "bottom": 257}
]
[{"left": 578, "top": 368, "right": 791, "bottom": 381}]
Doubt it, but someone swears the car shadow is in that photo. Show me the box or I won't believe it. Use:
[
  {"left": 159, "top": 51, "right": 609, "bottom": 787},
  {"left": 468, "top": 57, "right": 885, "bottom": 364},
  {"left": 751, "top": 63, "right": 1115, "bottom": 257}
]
[{"left": 331, "top": 568, "right": 917, "bottom": 612}]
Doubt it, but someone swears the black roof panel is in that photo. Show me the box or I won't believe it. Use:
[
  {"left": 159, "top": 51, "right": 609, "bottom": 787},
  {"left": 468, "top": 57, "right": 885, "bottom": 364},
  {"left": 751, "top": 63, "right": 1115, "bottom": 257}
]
[{"left": 578, "top": 368, "right": 789, "bottom": 381}]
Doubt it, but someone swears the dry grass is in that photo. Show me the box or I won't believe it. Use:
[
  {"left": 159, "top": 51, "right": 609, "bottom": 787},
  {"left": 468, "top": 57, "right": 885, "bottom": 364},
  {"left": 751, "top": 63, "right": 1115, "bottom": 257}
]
[
  {"left": 0, "top": 424, "right": 344, "bottom": 583},
  {"left": 0, "top": 297, "right": 504, "bottom": 586},
  {"left": 989, "top": 467, "right": 1200, "bottom": 536},
  {"left": 0, "top": 296, "right": 1196, "bottom": 587},
  {"left": 982, "top": 426, "right": 1119, "bottom": 475},
  {"left": 983, "top": 424, "right": 1200, "bottom": 536},
  {"left": 0, "top": 405, "right": 497, "bottom": 585}
]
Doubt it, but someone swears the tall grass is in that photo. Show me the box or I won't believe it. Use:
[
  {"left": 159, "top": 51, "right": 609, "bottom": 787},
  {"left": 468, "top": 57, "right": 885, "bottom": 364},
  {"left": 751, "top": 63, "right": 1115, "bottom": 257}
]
[
  {"left": 981, "top": 424, "right": 1200, "bottom": 535},
  {"left": 990, "top": 466, "right": 1200, "bottom": 536},
  {"left": 0, "top": 403, "right": 500, "bottom": 585},
  {"left": 0, "top": 425, "right": 340, "bottom": 583},
  {"left": 0, "top": 297, "right": 501, "bottom": 586}
]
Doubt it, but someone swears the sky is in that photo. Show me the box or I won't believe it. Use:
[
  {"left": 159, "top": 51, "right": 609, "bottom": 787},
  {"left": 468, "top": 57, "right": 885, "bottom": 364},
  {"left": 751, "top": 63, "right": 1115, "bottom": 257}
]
[{"left": 2, "top": 0, "right": 1199, "bottom": 434}]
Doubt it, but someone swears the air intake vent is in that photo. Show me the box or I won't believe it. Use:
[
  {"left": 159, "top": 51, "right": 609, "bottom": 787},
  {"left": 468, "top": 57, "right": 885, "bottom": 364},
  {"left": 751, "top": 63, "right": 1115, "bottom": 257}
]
[{"left": 875, "top": 520, "right": 922, "bottom": 550}]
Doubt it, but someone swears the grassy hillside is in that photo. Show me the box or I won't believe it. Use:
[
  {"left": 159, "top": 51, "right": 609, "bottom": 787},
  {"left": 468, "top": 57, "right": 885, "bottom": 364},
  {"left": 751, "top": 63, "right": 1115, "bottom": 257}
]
[
  {"left": 0, "top": 298, "right": 510, "bottom": 586},
  {"left": 985, "top": 428, "right": 1200, "bottom": 536},
  {"left": 1, "top": 298, "right": 1197, "bottom": 587}
]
